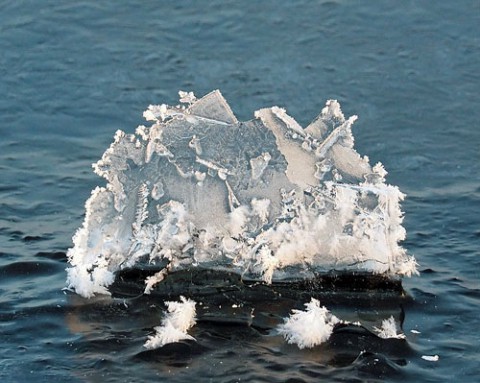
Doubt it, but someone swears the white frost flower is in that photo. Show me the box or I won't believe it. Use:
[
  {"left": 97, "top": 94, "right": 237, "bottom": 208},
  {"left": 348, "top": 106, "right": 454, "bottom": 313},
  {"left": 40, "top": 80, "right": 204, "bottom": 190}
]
[
  {"left": 163, "top": 296, "right": 197, "bottom": 332},
  {"left": 144, "top": 296, "right": 197, "bottom": 350},
  {"left": 257, "top": 245, "right": 279, "bottom": 284},
  {"left": 395, "top": 256, "right": 419, "bottom": 277},
  {"left": 278, "top": 298, "right": 340, "bottom": 349},
  {"left": 144, "top": 320, "right": 195, "bottom": 349},
  {"left": 373, "top": 316, "right": 406, "bottom": 339},
  {"left": 179, "top": 90, "right": 196, "bottom": 104}
]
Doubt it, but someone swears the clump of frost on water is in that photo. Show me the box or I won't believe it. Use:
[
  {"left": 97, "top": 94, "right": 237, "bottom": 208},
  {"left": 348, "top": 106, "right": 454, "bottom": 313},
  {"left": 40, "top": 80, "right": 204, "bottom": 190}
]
[
  {"left": 373, "top": 316, "right": 406, "bottom": 339},
  {"left": 66, "top": 89, "right": 418, "bottom": 297},
  {"left": 278, "top": 298, "right": 340, "bottom": 349},
  {"left": 144, "top": 296, "right": 196, "bottom": 349}
]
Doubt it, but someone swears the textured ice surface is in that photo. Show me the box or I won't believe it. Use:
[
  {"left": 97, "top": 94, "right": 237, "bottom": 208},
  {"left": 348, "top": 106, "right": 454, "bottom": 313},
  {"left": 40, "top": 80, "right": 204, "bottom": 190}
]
[{"left": 66, "top": 90, "right": 418, "bottom": 297}]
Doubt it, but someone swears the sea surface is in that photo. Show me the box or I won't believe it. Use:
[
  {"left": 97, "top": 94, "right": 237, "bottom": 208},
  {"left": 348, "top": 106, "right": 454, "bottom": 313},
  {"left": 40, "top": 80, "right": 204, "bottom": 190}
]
[{"left": 1, "top": 1, "right": 479, "bottom": 382}]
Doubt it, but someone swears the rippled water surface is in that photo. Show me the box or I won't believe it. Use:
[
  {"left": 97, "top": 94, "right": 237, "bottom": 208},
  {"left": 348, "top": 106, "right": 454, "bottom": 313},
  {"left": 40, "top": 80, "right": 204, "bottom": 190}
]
[{"left": 1, "top": 1, "right": 479, "bottom": 381}]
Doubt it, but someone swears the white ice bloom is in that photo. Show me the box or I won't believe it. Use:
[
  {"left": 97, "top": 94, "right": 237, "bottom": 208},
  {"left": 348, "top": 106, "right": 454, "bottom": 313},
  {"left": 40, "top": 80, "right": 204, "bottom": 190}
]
[
  {"left": 373, "top": 316, "right": 406, "bottom": 339},
  {"left": 144, "top": 296, "right": 197, "bottom": 350},
  {"left": 143, "top": 109, "right": 157, "bottom": 122},
  {"left": 65, "top": 264, "right": 114, "bottom": 298},
  {"left": 163, "top": 296, "right": 197, "bottom": 332},
  {"left": 250, "top": 198, "right": 270, "bottom": 225},
  {"left": 395, "top": 255, "right": 420, "bottom": 277},
  {"left": 66, "top": 90, "right": 418, "bottom": 297},
  {"left": 143, "top": 104, "right": 168, "bottom": 121},
  {"left": 144, "top": 320, "right": 195, "bottom": 349},
  {"left": 278, "top": 298, "right": 340, "bottom": 349},
  {"left": 178, "top": 90, "right": 196, "bottom": 104},
  {"left": 228, "top": 206, "right": 250, "bottom": 237},
  {"left": 321, "top": 99, "right": 345, "bottom": 121},
  {"left": 144, "top": 269, "right": 169, "bottom": 295}
]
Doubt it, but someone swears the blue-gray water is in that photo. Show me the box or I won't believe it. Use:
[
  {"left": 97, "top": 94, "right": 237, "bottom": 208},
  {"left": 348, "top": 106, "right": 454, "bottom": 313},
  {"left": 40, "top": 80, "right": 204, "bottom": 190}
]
[{"left": 1, "top": 1, "right": 479, "bottom": 381}]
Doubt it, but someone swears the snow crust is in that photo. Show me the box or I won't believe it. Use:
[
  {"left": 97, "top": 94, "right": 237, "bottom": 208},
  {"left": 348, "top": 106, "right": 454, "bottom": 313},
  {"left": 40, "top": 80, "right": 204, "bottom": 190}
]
[{"left": 66, "top": 90, "right": 418, "bottom": 297}]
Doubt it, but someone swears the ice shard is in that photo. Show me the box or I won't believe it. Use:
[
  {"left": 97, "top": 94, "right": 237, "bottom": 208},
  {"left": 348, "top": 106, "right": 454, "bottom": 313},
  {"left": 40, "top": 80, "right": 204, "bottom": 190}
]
[{"left": 66, "top": 90, "right": 418, "bottom": 298}]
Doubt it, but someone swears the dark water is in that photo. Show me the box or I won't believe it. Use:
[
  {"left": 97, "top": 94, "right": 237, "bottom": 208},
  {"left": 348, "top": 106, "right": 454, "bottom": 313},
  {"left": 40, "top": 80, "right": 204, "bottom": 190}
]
[{"left": 1, "top": 1, "right": 479, "bottom": 381}]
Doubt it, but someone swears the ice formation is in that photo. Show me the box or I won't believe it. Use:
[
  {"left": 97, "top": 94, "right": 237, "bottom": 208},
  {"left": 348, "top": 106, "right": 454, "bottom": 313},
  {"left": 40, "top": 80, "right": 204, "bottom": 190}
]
[
  {"left": 66, "top": 90, "right": 418, "bottom": 297},
  {"left": 373, "top": 316, "right": 406, "bottom": 339},
  {"left": 421, "top": 355, "right": 439, "bottom": 362},
  {"left": 144, "top": 296, "right": 197, "bottom": 349},
  {"left": 277, "top": 298, "right": 340, "bottom": 349}
]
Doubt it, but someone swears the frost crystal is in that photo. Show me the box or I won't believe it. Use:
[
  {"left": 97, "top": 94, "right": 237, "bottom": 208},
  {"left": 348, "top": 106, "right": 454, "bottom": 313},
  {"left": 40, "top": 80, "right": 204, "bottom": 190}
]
[
  {"left": 66, "top": 90, "right": 418, "bottom": 297},
  {"left": 277, "top": 298, "right": 340, "bottom": 349},
  {"left": 144, "top": 321, "right": 195, "bottom": 349},
  {"left": 144, "top": 296, "right": 197, "bottom": 349},
  {"left": 373, "top": 316, "right": 406, "bottom": 339}
]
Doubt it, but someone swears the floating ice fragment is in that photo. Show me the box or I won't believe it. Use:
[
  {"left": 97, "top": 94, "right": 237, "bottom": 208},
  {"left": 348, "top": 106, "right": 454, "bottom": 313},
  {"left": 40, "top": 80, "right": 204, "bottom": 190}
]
[
  {"left": 144, "top": 296, "right": 197, "bottom": 350},
  {"left": 66, "top": 90, "right": 418, "bottom": 298},
  {"left": 373, "top": 316, "right": 406, "bottom": 339},
  {"left": 277, "top": 298, "right": 340, "bottom": 349},
  {"left": 421, "top": 355, "right": 439, "bottom": 362}
]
